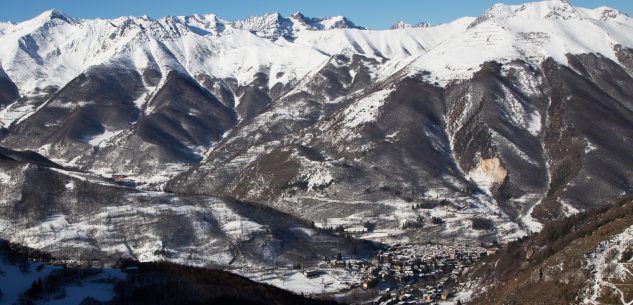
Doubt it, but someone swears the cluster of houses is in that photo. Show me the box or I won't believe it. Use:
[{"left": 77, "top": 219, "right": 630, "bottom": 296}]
[
  {"left": 373, "top": 284, "right": 453, "bottom": 305},
  {"left": 313, "top": 243, "right": 492, "bottom": 304}
]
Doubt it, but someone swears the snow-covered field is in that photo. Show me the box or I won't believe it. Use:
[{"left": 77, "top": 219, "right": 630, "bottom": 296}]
[
  {"left": 240, "top": 268, "right": 359, "bottom": 295},
  {"left": 0, "top": 258, "right": 125, "bottom": 305}
]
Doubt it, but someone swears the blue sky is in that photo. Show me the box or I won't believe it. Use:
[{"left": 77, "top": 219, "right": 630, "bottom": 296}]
[{"left": 1, "top": 0, "right": 632, "bottom": 29}]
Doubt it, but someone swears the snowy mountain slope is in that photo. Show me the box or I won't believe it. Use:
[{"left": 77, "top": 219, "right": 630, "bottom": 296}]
[
  {"left": 0, "top": 0, "right": 632, "bottom": 271},
  {"left": 0, "top": 1, "right": 630, "bottom": 96},
  {"left": 0, "top": 8, "right": 466, "bottom": 98},
  {"left": 292, "top": 17, "right": 474, "bottom": 59},
  {"left": 0, "top": 10, "right": 137, "bottom": 94},
  {"left": 0, "top": 148, "right": 376, "bottom": 269},
  {"left": 167, "top": 1, "right": 633, "bottom": 238},
  {"left": 0, "top": 9, "right": 472, "bottom": 186},
  {"left": 405, "top": 0, "right": 633, "bottom": 84}
]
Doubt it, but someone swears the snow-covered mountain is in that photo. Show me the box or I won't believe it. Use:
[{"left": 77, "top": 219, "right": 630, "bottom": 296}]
[
  {"left": 0, "top": 0, "right": 633, "bottom": 282},
  {"left": 390, "top": 20, "right": 431, "bottom": 29},
  {"left": 407, "top": 0, "right": 633, "bottom": 83}
]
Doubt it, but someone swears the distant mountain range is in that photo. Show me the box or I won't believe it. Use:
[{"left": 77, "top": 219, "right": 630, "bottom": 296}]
[{"left": 390, "top": 20, "right": 431, "bottom": 29}]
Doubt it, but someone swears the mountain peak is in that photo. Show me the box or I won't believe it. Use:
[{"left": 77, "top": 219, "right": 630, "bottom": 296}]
[
  {"left": 290, "top": 12, "right": 305, "bottom": 19},
  {"left": 12, "top": 9, "right": 78, "bottom": 33},
  {"left": 488, "top": 0, "right": 576, "bottom": 19},
  {"left": 469, "top": 0, "right": 579, "bottom": 28},
  {"left": 228, "top": 12, "right": 363, "bottom": 39},
  {"left": 318, "top": 15, "right": 363, "bottom": 30},
  {"left": 390, "top": 20, "right": 411, "bottom": 29},
  {"left": 390, "top": 20, "right": 431, "bottom": 29},
  {"left": 36, "top": 9, "right": 76, "bottom": 24},
  {"left": 262, "top": 12, "right": 284, "bottom": 22},
  {"left": 414, "top": 21, "right": 431, "bottom": 28},
  {"left": 229, "top": 12, "right": 292, "bottom": 39},
  {"left": 291, "top": 13, "right": 362, "bottom": 30}
]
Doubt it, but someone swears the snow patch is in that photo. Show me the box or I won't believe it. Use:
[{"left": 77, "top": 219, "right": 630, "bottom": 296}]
[
  {"left": 527, "top": 111, "right": 542, "bottom": 136},
  {"left": 240, "top": 268, "right": 354, "bottom": 295},
  {"left": 86, "top": 129, "right": 124, "bottom": 147},
  {"left": 515, "top": 195, "right": 544, "bottom": 233},
  {"left": 65, "top": 180, "right": 75, "bottom": 190},
  {"left": 560, "top": 199, "right": 580, "bottom": 217},
  {"left": 343, "top": 89, "right": 392, "bottom": 128},
  {"left": 585, "top": 140, "right": 598, "bottom": 154},
  {"left": 0, "top": 171, "right": 10, "bottom": 184},
  {"left": 583, "top": 224, "right": 633, "bottom": 304}
]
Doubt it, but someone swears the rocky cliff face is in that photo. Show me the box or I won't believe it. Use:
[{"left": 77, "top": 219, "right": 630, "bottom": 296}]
[{"left": 462, "top": 196, "right": 633, "bottom": 305}]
